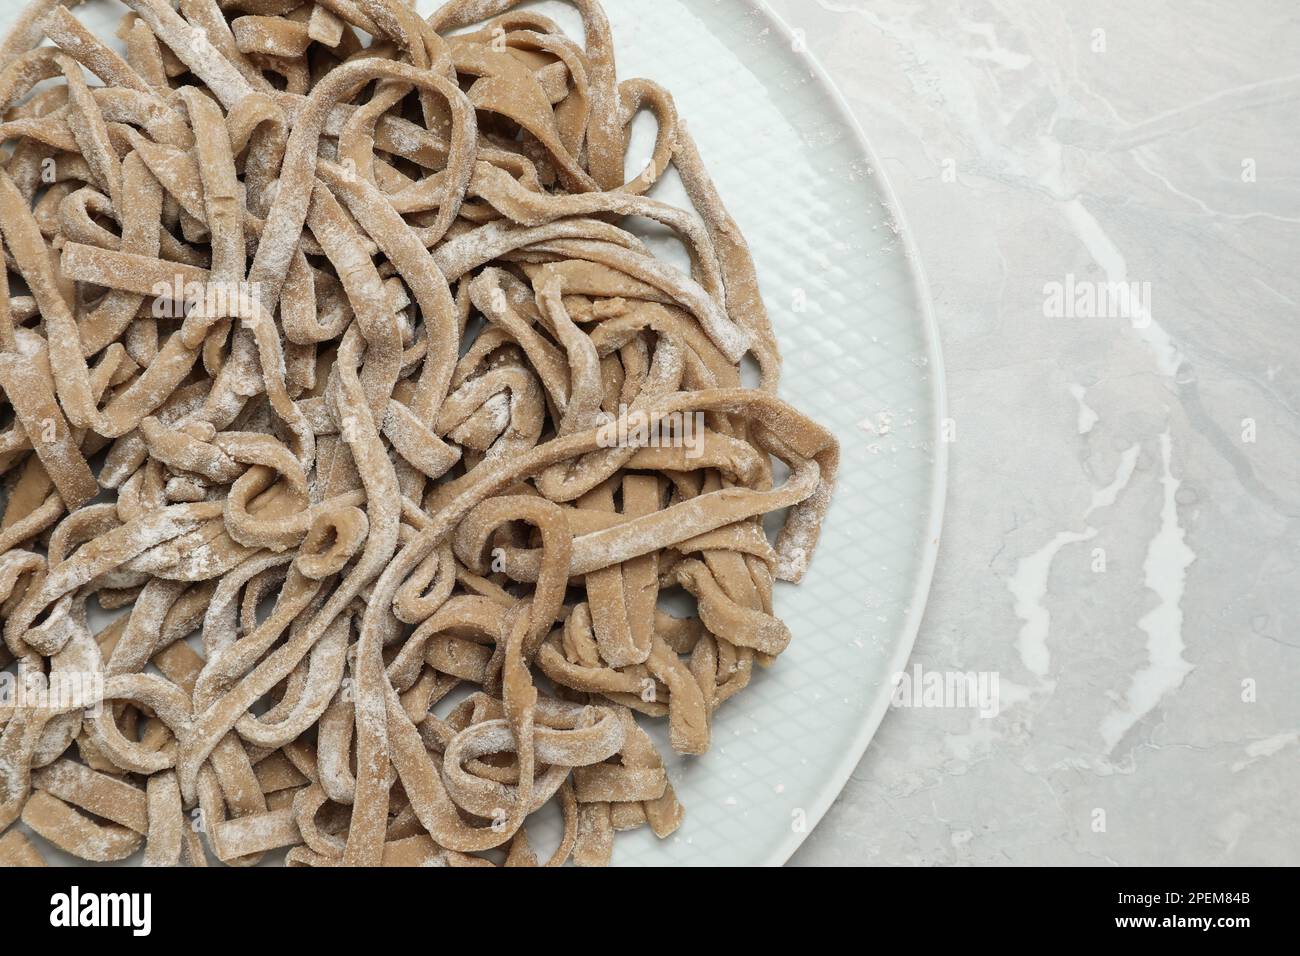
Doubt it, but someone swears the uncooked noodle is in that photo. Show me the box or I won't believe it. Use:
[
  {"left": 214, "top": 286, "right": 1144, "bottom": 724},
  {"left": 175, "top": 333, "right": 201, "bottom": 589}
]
[{"left": 0, "top": 0, "right": 838, "bottom": 867}]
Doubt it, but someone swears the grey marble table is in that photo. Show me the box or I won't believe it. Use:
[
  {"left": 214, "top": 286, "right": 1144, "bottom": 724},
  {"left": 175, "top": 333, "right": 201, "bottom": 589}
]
[{"left": 772, "top": 0, "right": 1300, "bottom": 866}]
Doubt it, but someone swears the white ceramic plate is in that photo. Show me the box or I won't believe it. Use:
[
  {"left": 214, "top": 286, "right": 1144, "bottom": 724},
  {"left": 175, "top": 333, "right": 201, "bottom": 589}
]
[{"left": 3, "top": 0, "right": 946, "bottom": 868}]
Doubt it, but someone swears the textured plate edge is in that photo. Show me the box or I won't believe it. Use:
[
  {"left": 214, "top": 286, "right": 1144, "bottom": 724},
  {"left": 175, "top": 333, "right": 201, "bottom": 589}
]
[{"left": 745, "top": 0, "right": 951, "bottom": 868}]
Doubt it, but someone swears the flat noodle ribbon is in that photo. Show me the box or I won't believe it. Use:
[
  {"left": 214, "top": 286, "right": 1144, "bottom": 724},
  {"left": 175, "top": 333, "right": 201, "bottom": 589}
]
[{"left": 0, "top": 0, "right": 839, "bottom": 867}]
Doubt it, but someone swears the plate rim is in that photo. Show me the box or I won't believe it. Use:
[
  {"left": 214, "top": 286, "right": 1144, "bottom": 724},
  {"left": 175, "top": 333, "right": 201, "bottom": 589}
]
[{"left": 744, "top": 0, "right": 951, "bottom": 867}]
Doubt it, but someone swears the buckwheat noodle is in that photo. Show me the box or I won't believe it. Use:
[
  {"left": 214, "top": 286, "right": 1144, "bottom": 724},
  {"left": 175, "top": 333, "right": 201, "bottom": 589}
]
[{"left": 0, "top": 0, "right": 838, "bottom": 867}]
